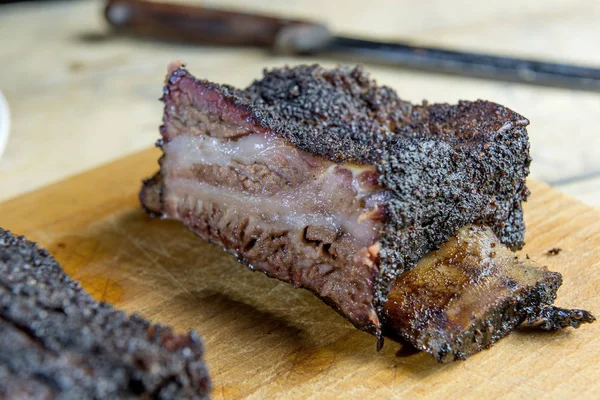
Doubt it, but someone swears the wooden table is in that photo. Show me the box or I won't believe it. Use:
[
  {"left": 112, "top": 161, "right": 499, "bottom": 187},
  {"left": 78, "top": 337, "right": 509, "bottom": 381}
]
[
  {"left": 0, "top": 0, "right": 599, "bottom": 206},
  {"left": 1, "top": 1, "right": 599, "bottom": 398}
]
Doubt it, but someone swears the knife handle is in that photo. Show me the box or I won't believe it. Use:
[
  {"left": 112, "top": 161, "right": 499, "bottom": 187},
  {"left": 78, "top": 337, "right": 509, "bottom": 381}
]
[{"left": 104, "top": 0, "right": 326, "bottom": 48}]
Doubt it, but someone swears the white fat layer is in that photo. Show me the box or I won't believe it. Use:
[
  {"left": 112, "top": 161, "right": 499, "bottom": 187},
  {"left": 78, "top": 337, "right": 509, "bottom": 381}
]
[
  {"left": 164, "top": 133, "right": 382, "bottom": 246},
  {"left": 165, "top": 179, "right": 380, "bottom": 245},
  {"left": 165, "top": 133, "right": 291, "bottom": 168},
  {"left": 165, "top": 133, "right": 376, "bottom": 174}
]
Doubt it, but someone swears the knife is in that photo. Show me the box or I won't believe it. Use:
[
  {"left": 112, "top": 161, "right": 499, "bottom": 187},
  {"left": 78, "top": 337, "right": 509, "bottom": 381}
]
[{"left": 104, "top": 0, "right": 600, "bottom": 92}]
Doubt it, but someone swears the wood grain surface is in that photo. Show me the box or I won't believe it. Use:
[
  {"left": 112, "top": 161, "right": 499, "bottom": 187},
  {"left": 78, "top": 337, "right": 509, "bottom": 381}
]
[
  {"left": 0, "top": 148, "right": 598, "bottom": 399},
  {"left": 0, "top": 0, "right": 599, "bottom": 206}
]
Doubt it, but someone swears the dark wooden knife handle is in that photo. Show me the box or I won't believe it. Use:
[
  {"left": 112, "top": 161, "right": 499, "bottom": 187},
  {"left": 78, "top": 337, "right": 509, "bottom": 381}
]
[{"left": 105, "top": 0, "right": 324, "bottom": 47}]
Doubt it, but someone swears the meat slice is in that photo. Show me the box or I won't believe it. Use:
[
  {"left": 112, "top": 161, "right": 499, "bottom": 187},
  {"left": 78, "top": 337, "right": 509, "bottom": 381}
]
[
  {"left": 383, "top": 225, "right": 594, "bottom": 362},
  {"left": 140, "top": 62, "right": 593, "bottom": 360},
  {"left": 0, "top": 228, "right": 211, "bottom": 399}
]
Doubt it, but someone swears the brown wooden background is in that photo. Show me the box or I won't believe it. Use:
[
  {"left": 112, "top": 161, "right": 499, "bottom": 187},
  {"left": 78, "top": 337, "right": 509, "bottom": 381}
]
[{"left": 0, "top": 0, "right": 599, "bottom": 206}]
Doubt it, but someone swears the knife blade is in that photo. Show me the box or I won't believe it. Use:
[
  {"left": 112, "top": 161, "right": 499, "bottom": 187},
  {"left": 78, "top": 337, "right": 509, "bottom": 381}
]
[{"left": 105, "top": 0, "right": 600, "bottom": 92}]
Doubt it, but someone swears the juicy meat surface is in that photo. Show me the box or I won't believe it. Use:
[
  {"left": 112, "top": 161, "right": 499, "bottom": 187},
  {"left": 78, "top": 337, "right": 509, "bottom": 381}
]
[
  {"left": 0, "top": 228, "right": 211, "bottom": 399},
  {"left": 141, "top": 63, "right": 593, "bottom": 360},
  {"left": 383, "top": 225, "right": 594, "bottom": 362},
  {"left": 147, "top": 127, "right": 386, "bottom": 329}
]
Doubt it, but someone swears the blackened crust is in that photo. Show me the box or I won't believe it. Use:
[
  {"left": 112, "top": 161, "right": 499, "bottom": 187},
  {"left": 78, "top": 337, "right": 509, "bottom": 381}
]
[
  {"left": 159, "top": 64, "right": 531, "bottom": 323},
  {"left": 375, "top": 101, "right": 531, "bottom": 308},
  {"left": 0, "top": 228, "right": 211, "bottom": 399}
]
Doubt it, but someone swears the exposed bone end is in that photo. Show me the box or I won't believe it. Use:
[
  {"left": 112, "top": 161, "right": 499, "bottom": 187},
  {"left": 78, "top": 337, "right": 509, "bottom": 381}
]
[{"left": 382, "top": 224, "right": 594, "bottom": 363}]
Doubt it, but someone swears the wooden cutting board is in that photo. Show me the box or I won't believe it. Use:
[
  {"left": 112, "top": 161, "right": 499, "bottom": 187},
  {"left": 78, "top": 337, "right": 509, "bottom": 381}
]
[{"left": 1, "top": 148, "right": 599, "bottom": 398}]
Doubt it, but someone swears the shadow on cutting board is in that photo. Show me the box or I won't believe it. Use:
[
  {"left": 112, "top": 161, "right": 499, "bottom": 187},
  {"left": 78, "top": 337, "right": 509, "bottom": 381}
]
[{"left": 46, "top": 208, "right": 457, "bottom": 390}]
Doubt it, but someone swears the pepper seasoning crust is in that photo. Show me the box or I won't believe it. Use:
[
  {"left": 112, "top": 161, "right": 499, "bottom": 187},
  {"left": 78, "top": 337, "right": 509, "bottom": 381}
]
[
  {"left": 0, "top": 229, "right": 211, "bottom": 399},
  {"left": 163, "top": 64, "right": 531, "bottom": 322}
]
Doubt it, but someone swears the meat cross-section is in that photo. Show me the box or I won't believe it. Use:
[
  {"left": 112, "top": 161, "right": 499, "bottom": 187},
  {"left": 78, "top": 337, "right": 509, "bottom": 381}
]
[{"left": 140, "top": 62, "right": 593, "bottom": 361}]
